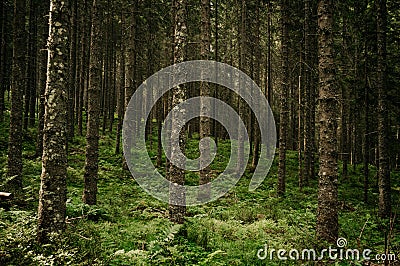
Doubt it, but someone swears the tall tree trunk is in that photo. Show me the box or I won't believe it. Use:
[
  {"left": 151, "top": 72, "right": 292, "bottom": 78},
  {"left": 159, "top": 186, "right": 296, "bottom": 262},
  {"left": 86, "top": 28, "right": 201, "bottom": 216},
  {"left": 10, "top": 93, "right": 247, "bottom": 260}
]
[
  {"left": 77, "top": 0, "right": 91, "bottom": 136},
  {"left": 316, "top": 0, "right": 338, "bottom": 243},
  {"left": 251, "top": 0, "right": 261, "bottom": 171},
  {"left": 298, "top": 69, "right": 304, "bottom": 189},
  {"left": 123, "top": 0, "right": 137, "bottom": 169},
  {"left": 199, "top": 0, "right": 211, "bottom": 200},
  {"left": 0, "top": 0, "right": 6, "bottom": 122},
  {"left": 363, "top": 60, "right": 369, "bottom": 203},
  {"left": 25, "top": 0, "right": 38, "bottom": 129},
  {"left": 7, "top": 0, "right": 27, "bottom": 191},
  {"left": 35, "top": 0, "right": 50, "bottom": 158},
  {"left": 309, "top": 0, "right": 317, "bottom": 182},
  {"left": 212, "top": 0, "right": 219, "bottom": 147},
  {"left": 277, "top": 0, "right": 289, "bottom": 197},
  {"left": 67, "top": 0, "right": 78, "bottom": 141},
  {"left": 303, "top": 0, "right": 314, "bottom": 185},
  {"left": 115, "top": 10, "right": 125, "bottom": 155},
  {"left": 108, "top": 22, "right": 117, "bottom": 134},
  {"left": 377, "top": 0, "right": 391, "bottom": 219},
  {"left": 37, "top": 0, "right": 69, "bottom": 243},
  {"left": 23, "top": 0, "right": 34, "bottom": 130},
  {"left": 169, "top": 0, "right": 187, "bottom": 224},
  {"left": 82, "top": 0, "right": 103, "bottom": 205},
  {"left": 236, "top": 0, "right": 246, "bottom": 175}
]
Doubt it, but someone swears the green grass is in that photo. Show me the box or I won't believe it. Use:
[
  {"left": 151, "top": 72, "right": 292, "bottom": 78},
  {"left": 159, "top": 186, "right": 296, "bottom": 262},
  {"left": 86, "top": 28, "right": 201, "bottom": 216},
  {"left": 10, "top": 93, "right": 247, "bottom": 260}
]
[{"left": 0, "top": 120, "right": 399, "bottom": 265}]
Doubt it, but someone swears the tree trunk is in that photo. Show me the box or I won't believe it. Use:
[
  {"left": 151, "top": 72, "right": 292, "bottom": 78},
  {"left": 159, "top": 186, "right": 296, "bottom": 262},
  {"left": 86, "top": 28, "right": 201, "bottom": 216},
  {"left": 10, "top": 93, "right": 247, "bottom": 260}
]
[
  {"left": 377, "top": 0, "right": 391, "bottom": 219},
  {"left": 67, "top": 0, "right": 78, "bottom": 141},
  {"left": 236, "top": 0, "right": 246, "bottom": 175},
  {"left": 303, "top": 0, "right": 315, "bottom": 185},
  {"left": 363, "top": 61, "right": 369, "bottom": 203},
  {"left": 251, "top": 0, "right": 261, "bottom": 172},
  {"left": 0, "top": 0, "right": 6, "bottom": 122},
  {"left": 37, "top": 0, "right": 69, "bottom": 243},
  {"left": 199, "top": 0, "right": 211, "bottom": 200},
  {"left": 316, "top": 0, "right": 338, "bottom": 243},
  {"left": 115, "top": 10, "right": 125, "bottom": 155},
  {"left": 123, "top": 0, "right": 137, "bottom": 170},
  {"left": 24, "top": 0, "right": 37, "bottom": 129},
  {"left": 82, "top": 0, "right": 103, "bottom": 205},
  {"left": 35, "top": 0, "right": 50, "bottom": 158},
  {"left": 277, "top": 0, "right": 289, "bottom": 197},
  {"left": 212, "top": 0, "right": 219, "bottom": 147},
  {"left": 169, "top": 0, "right": 187, "bottom": 224},
  {"left": 7, "top": 0, "right": 27, "bottom": 191}
]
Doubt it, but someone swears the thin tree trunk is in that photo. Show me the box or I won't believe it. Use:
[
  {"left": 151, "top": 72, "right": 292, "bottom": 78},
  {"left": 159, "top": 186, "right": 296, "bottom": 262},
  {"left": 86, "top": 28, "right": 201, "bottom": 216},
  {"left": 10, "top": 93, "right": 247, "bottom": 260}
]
[
  {"left": 37, "top": 0, "right": 69, "bottom": 243},
  {"left": 7, "top": 0, "right": 27, "bottom": 191},
  {"left": 82, "top": 0, "right": 103, "bottom": 205},
  {"left": 316, "top": 0, "right": 338, "bottom": 243},
  {"left": 123, "top": 0, "right": 137, "bottom": 169},
  {"left": 23, "top": 0, "right": 36, "bottom": 131},
  {"left": 377, "top": 0, "right": 391, "bottom": 218},
  {"left": 298, "top": 72, "right": 304, "bottom": 189},
  {"left": 0, "top": 0, "right": 6, "bottom": 122},
  {"left": 251, "top": 0, "right": 261, "bottom": 172},
  {"left": 212, "top": 0, "right": 219, "bottom": 147},
  {"left": 169, "top": 0, "right": 187, "bottom": 224},
  {"left": 363, "top": 60, "right": 369, "bottom": 203},
  {"left": 68, "top": 0, "right": 78, "bottom": 141},
  {"left": 199, "top": 0, "right": 211, "bottom": 200},
  {"left": 35, "top": 0, "right": 50, "bottom": 158},
  {"left": 109, "top": 23, "right": 117, "bottom": 134},
  {"left": 303, "top": 0, "right": 313, "bottom": 185},
  {"left": 277, "top": 0, "right": 289, "bottom": 197},
  {"left": 236, "top": 0, "right": 246, "bottom": 175},
  {"left": 115, "top": 10, "right": 125, "bottom": 155},
  {"left": 26, "top": 0, "right": 38, "bottom": 129}
]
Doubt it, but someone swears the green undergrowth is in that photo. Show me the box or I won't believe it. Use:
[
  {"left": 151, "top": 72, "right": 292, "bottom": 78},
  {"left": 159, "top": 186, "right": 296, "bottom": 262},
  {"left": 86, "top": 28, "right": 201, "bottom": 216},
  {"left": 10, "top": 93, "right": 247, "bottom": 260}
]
[{"left": 0, "top": 121, "right": 399, "bottom": 265}]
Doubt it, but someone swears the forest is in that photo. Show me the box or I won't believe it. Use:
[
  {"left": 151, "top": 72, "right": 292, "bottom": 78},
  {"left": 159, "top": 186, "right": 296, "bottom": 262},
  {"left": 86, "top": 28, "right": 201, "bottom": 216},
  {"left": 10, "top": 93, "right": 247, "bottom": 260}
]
[{"left": 0, "top": 0, "right": 399, "bottom": 265}]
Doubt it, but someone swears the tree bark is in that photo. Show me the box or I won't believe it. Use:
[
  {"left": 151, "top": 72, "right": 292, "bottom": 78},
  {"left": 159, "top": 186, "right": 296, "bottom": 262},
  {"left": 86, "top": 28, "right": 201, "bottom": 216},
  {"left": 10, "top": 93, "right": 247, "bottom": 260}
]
[
  {"left": 377, "top": 0, "right": 391, "bottom": 218},
  {"left": 236, "top": 0, "right": 246, "bottom": 175},
  {"left": 316, "top": 0, "right": 338, "bottom": 243},
  {"left": 37, "top": 0, "right": 69, "bottom": 243},
  {"left": 251, "top": 0, "right": 261, "bottom": 172},
  {"left": 277, "top": 0, "right": 289, "bottom": 197},
  {"left": 67, "top": 0, "right": 78, "bottom": 141},
  {"left": 82, "top": 0, "right": 103, "bottom": 205},
  {"left": 0, "top": 0, "right": 6, "bottom": 122},
  {"left": 35, "top": 0, "right": 50, "bottom": 158},
  {"left": 169, "top": 0, "right": 187, "bottom": 224},
  {"left": 199, "top": 0, "right": 211, "bottom": 200},
  {"left": 303, "top": 0, "right": 312, "bottom": 186},
  {"left": 24, "top": 0, "right": 38, "bottom": 129},
  {"left": 7, "top": 0, "right": 27, "bottom": 191},
  {"left": 115, "top": 10, "right": 125, "bottom": 155}
]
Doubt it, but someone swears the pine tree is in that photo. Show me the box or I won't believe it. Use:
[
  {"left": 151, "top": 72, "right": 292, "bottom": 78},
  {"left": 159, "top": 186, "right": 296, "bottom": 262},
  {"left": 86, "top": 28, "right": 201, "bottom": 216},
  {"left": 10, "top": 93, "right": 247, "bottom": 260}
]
[
  {"left": 7, "top": 0, "right": 27, "bottom": 191},
  {"left": 277, "top": 0, "right": 289, "bottom": 197},
  {"left": 82, "top": 0, "right": 103, "bottom": 205},
  {"left": 377, "top": 0, "right": 391, "bottom": 218},
  {"left": 37, "top": 0, "right": 69, "bottom": 243},
  {"left": 169, "top": 0, "right": 187, "bottom": 224},
  {"left": 199, "top": 0, "right": 211, "bottom": 200},
  {"left": 316, "top": 0, "right": 339, "bottom": 243}
]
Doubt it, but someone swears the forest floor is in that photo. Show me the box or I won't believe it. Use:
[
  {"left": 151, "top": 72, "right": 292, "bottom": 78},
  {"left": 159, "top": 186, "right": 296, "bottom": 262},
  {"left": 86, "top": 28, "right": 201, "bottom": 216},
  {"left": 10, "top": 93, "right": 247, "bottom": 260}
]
[{"left": 0, "top": 119, "right": 399, "bottom": 265}]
